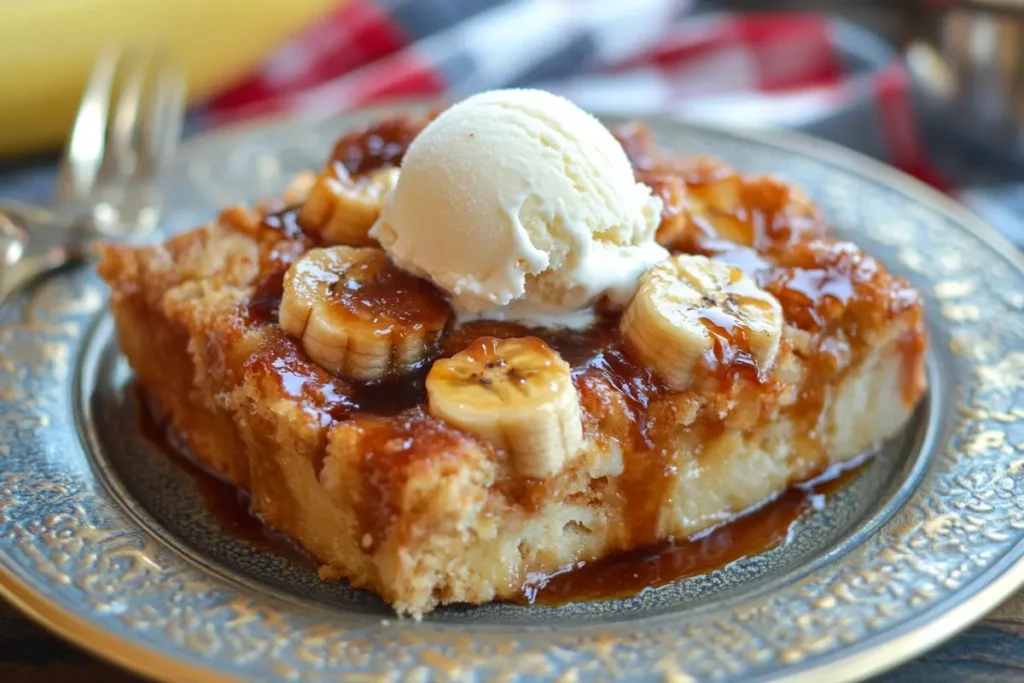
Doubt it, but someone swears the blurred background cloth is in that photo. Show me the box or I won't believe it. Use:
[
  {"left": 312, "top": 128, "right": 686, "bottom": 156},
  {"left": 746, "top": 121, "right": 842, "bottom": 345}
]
[{"left": 3, "top": 0, "right": 1022, "bottom": 245}]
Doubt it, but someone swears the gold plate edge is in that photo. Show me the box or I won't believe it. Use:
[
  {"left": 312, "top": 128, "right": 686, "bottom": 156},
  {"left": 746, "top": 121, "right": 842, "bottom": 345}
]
[
  {"left": 0, "top": 561, "right": 236, "bottom": 683},
  {"left": 778, "top": 551, "right": 1024, "bottom": 683}
]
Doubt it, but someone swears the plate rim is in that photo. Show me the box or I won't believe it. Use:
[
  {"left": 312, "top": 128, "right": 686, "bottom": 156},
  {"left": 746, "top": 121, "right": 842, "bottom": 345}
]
[{"left": 2, "top": 105, "right": 1023, "bottom": 682}]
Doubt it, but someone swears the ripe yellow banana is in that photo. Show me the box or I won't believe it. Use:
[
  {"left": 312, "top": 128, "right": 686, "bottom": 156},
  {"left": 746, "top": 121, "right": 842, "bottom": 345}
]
[
  {"left": 279, "top": 246, "right": 450, "bottom": 381},
  {"left": 298, "top": 166, "right": 399, "bottom": 246},
  {"left": 621, "top": 254, "right": 783, "bottom": 390},
  {"left": 2, "top": 0, "right": 339, "bottom": 155},
  {"left": 426, "top": 336, "right": 584, "bottom": 479}
]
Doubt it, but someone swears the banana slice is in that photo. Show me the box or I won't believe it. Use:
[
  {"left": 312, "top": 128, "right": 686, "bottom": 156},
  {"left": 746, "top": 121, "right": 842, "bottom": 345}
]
[
  {"left": 621, "top": 254, "right": 783, "bottom": 389},
  {"left": 426, "top": 336, "right": 583, "bottom": 479},
  {"left": 279, "top": 246, "right": 450, "bottom": 381},
  {"left": 298, "top": 165, "right": 399, "bottom": 246}
]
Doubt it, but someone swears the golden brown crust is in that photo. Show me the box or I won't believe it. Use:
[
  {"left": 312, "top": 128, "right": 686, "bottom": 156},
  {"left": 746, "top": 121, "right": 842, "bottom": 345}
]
[{"left": 97, "top": 114, "right": 928, "bottom": 616}]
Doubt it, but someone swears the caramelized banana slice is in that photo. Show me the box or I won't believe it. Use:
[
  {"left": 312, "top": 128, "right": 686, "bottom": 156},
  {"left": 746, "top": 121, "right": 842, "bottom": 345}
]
[
  {"left": 426, "top": 336, "right": 583, "bottom": 479},
  {"left": 621, "top": 254, "right": 783, "bottom": 389},
  {"left": 279, "top": 246, "right": 450, "bottom": 381},
  {"left": 298, "top": 166, "right": 399, "bottom": 246}
]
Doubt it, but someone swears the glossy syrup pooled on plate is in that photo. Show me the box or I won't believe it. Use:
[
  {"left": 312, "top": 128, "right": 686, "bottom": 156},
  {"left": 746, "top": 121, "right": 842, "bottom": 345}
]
[
  {"left": 139, "top": 380, "right": 867, "bottom": 606},
  {"left": 135, "top": 385, "right": 319, "bottom": 571},
  {"left": 523, "top": 459, "right": 866, "bottom": 605}
]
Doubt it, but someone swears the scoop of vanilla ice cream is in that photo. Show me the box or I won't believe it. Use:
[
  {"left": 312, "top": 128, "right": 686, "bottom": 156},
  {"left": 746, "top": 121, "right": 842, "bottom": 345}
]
[{"left": 369, "top": 89, "right": 667, "bottom": 325}]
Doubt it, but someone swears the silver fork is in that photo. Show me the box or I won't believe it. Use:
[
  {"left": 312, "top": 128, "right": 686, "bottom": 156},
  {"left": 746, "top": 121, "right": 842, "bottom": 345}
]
[{"left": 0, "top": 47, "right": 186, "bottom": 303}]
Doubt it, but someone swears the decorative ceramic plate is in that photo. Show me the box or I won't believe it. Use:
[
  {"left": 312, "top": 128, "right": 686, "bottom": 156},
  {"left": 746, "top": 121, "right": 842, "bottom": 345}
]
[{"left": 2, "top": 109, "right": 1023, "bottom": 683}]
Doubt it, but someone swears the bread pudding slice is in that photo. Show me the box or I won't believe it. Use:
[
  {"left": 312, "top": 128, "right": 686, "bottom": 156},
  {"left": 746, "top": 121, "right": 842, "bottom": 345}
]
[{"left": 97, "top": 115, "right": 926, "bottom": 617}]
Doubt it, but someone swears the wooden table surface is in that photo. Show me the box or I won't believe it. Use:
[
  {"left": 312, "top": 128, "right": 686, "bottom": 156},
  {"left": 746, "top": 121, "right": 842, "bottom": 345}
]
[{"left": 3, "top": 593, "right": 1024, "bottom": 682}]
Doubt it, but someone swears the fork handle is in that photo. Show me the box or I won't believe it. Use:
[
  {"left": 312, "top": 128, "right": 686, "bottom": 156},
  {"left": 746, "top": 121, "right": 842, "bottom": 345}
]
[{"left": 0, "top": 202, "right": 88, "bottom": 304}]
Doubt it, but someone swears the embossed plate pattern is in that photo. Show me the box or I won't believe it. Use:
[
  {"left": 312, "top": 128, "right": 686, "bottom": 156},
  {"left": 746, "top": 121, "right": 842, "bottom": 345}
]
[{"left": 1, "top": 109, "right": 1023, "bottom": 682}]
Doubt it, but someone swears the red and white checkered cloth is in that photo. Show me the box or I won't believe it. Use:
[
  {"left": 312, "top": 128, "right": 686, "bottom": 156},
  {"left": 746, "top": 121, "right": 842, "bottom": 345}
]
[
  {"left": 204, "top": 1, "right": 942, "bottom": 181},
  {"left": 203, "top": 1, "right": 943, "bottom": 185}
]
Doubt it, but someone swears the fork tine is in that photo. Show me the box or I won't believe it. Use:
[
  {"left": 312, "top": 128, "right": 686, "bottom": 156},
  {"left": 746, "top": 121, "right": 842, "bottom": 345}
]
[
  {"left": 103, "top": 48, "right": 186, "bottom": 237},
  {"left": 55, "top": 46, "right": 121, "bottom": 207},
  {"left": 2, "top": 46, "right": 183, "bottom": 299},
  {"left": 108, "top": 48, "right": 151, "bottom": 179},
  {"left": 140, "top": 50, "right": 186, "bottom": 175}
]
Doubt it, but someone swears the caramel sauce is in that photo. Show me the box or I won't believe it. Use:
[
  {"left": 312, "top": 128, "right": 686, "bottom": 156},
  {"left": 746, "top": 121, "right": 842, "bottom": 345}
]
[
  {"left": 442, "top": 320, "right": 532, "bottom": 356},
  {"left": 142, "top": 360, "right": 869, "bottom": 604},
  {"left": 247, "top": 328, "right": 355, "bottom": 425},
  {"left": 780, "top": 266, "right": 856, "bottom": 308},
  {"left": 696, "top": 240, "right": 773, "bottom": 275},
  {"left": 261, "top": 206, "right": 305, "bottom": 241},
  {"left": 522, "top": 459, "right": 865, "bottom": 605},
  {"left": 577, "top": 343, "right": 665, "bottom": 449},
  {"left": 442, "top": 318, "right": 614, "bottom": 366},
  {"left": 125, "top": 116, "right": 926, "bottom": 610},
  {"left": 439, "top": 318, "right": 679, "bottom": 540},
  {"left": 247, "top": 206, "right": 322, "bottom": 325},
  {"left": 616, "top": 123, "right": 824, "bottom": 256},
  {"left": 138, "top": 370, "right": 869, "bottom": 605},
  {"left": 247, "top": 268, "right": 287, "bottom": 325},
  {"left": 716, "top": 176, "right": 817, "bottom": 247},
  {"left": 330, "top": 113, "right": 433, "bottom": 177},
  {"left": 899, "top": 327, "right": 928, "bottom": 406},
  {"left": 698, "top": 307, "right": 758, "bottom": 373},
  {"left": 138, "top": 368, "right": 872, "bottom": 602},
  {"left": 569, "top": 333, "right": 678, "bottom": 546},
  {"left": 441, "top": 317, "right": 666, "bottom": 450},
  {"left": 354, "top": 408, "right": 469, "bottom": 549},
  {"left": 135, "top": 386, "right": 317, "bottom": 570},
  {"left": 695, "top": 269, "right": 780, "bottom": 379},
  {"left": 607, "top": 124, "right": 926, "bottom": 547},
  {"left": 328, "top": 251, "right": 450, "bottom": 329},
  {"left": 349, "top": 364, "right": 431, "bottom": 416}
]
